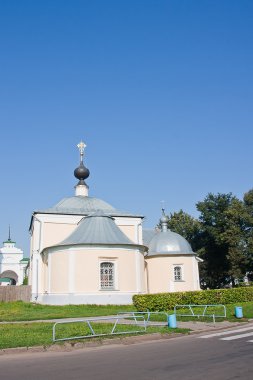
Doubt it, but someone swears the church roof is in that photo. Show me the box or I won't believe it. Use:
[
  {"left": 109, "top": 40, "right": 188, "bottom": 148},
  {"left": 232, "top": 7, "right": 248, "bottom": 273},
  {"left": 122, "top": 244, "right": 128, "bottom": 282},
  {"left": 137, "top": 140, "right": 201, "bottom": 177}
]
[
  {"left": 35, "top": 196, "right": 143, "bottom": 218},
  {"left": 0, "top": 278, "right": 12, "bottom": 283},
  {"left": 147, "top": 229, "right": 194, "bottom": 256},
  {"left": 54, "top": 211, "right": 145, "bottom": 248}
]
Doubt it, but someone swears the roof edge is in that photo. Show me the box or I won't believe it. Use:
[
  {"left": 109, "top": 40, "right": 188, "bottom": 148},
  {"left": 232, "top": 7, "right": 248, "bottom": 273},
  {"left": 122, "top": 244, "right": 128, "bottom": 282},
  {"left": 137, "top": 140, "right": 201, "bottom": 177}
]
[
  {"left": 41, "top": 242, "right": 148, "bottom": 254},
  {"left": 32, "top": 211, "right": 145, "bottom": 218},
  {"left": 146, "top": 251, "right": 196, "bottom": 258}
]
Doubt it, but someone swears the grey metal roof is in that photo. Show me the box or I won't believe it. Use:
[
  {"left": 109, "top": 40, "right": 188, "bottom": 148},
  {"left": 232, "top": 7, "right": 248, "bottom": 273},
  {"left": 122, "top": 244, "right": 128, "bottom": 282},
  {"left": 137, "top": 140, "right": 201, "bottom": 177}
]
[
  {"left": 142, "top": 229, "right": 158, "bottom": 246},
  {"left": 57, "top": 211, "right": 139, "bottom": 247},
  {"left": 36, "top": 196, "right": 143, "bottom": 218},
  {"left": 147, "top": 229, "right": 194, "bottom": 256}
]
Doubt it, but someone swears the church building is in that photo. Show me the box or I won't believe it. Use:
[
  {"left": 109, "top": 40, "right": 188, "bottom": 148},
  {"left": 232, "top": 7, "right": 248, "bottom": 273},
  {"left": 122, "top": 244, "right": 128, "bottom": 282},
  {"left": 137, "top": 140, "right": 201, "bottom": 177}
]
[{"left": 29, "top": 141, "right": 201, "bottom": 304}]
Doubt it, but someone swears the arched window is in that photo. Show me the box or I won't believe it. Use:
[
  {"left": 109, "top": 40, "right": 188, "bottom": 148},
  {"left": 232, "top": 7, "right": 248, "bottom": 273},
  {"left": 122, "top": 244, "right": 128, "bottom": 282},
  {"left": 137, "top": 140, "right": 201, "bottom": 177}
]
[
  {"left": 100, "top": 262, "right": 115, "bottom": 289},
  {"left": 174, "top": 266, "right": 182, "bottom": 281}
]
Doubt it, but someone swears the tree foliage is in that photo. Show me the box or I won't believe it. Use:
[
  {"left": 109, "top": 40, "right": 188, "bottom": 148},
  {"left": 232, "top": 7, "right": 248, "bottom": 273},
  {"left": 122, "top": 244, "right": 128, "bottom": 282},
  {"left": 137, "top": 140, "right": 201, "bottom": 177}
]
[
  {"left": 162, "top": 189, "right": 253, "bottom": 289},
  {"left": 243, "top": 189, "right": 253, "bottom": 278},
  {"left": 196, "top": 193, "right": 250, "bottom": 288}
]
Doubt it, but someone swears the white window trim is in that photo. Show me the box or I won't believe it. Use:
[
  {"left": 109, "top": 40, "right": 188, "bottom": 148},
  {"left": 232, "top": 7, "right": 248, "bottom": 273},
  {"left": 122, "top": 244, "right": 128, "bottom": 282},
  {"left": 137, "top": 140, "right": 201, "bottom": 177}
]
[
  {"left": 173, "top": 264, "right": 184, "bottom": 282},
  {"left": 98, "top": 259, "right": 118, "bottom": 291}
]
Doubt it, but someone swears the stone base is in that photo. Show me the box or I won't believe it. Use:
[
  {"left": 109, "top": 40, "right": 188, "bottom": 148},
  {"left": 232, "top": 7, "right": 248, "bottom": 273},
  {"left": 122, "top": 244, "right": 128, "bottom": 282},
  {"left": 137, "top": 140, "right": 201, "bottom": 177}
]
[{"left": 31, "top": 292, "right": 137, "bottom": 305}]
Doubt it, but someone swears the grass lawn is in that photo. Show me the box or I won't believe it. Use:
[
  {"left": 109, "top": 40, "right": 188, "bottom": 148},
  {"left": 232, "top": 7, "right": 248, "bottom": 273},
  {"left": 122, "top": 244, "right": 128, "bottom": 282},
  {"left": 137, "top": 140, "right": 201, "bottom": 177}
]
[
  {"left": 224, "top": 303, "right": 253, "bottom": 321},
  {"left": 0, "top": 301, "right": 252, "bottom": 323},
  {"left": 0, "top": 322, "right": 189, "bottom": 350},
  {"left": 0, "top": 301, "right": 135, "bottom": 322},
  {"left": 0, "top": 300, "right": 252, "bottom": 349}
]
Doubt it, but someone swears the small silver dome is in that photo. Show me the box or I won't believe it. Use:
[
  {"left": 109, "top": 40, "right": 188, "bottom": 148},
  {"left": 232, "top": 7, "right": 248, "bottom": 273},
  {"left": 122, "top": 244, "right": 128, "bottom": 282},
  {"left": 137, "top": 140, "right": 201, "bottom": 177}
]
[{"left": 148, "top": 229, "right": 194, "bottom": 256}]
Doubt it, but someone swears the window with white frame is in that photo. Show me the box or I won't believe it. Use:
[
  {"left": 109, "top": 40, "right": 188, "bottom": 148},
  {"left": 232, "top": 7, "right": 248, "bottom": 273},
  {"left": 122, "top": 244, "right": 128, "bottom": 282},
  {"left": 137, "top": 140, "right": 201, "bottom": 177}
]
[
  {"left": 100, "top": 262, "right": 115, "bottom": 289},
  {"left": 174, "top": 266, "right": 183, "bottom": 281}
]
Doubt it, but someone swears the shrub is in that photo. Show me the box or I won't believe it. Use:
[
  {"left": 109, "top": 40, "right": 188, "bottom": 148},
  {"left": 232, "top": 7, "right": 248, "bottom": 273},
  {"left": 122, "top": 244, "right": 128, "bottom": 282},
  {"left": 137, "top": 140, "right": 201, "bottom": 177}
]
[{"left": 133, "top": 287, "right": 253, "bottom": 311}]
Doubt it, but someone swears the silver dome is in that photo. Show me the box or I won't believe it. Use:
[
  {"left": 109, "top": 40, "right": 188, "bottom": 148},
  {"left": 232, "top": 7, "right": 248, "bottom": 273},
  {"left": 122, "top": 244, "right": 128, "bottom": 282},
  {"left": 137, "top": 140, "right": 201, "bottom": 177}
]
[{"left": 148, "top": 229, "right": 194, "bottom": 256}]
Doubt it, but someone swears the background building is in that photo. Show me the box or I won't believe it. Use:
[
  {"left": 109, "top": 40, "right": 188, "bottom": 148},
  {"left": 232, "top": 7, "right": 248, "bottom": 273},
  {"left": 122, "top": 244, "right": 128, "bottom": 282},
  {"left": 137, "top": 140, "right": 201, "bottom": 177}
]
[{"left": 0, "top": 229, "right": 28, "bottom": 286}]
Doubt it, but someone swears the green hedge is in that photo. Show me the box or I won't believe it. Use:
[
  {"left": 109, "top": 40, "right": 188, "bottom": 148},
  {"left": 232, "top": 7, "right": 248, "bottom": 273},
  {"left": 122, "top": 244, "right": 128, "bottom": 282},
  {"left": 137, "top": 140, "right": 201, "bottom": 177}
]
[{"left": 133, "top": 287, "right": 253, "bottom": 311}]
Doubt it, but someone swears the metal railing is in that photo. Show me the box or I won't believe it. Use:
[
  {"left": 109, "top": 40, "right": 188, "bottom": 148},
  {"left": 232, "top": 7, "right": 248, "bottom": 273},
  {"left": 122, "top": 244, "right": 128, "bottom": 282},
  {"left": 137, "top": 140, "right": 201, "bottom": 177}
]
[
  {"left": 52, "top": 315, "right": 146, "bottom": 342},
  {"left": 174, "top": 304, "right": 226, "bottom": 324},
  {"left": 118, "top": 311, "right": 169, "bottom": 324}
]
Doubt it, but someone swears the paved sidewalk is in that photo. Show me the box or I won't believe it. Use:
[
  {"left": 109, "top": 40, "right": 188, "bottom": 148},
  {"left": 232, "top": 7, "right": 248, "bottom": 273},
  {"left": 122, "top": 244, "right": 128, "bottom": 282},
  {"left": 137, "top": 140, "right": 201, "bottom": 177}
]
[{"left": 177, "top": 319, "right": 248, "bottom": 332}]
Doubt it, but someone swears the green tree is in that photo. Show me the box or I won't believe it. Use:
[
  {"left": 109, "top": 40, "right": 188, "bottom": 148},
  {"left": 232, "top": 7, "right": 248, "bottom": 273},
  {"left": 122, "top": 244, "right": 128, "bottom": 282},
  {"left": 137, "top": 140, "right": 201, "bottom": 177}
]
[
  {"left": 243, "top": 189, "right": 253, "bottom": 275},
  {"left": 196, "top": 193, "right": 249, "bottom": 288}
]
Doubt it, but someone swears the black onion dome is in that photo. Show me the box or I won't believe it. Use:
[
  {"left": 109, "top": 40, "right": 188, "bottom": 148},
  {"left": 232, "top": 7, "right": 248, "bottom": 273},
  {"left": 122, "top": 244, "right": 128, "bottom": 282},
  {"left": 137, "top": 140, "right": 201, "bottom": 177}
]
[{"left": 74, "top": 162, "right": 90, "bottom": 181}]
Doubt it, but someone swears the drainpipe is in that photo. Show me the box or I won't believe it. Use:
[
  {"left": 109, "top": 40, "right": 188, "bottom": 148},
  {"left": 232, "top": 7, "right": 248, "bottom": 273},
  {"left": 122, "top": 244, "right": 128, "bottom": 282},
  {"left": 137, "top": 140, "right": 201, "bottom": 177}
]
[
  {"left": 32, "top": 216, "right": 42, "bottom": 302},
  {"left": 144, "top": 252, "right": 150, "bottom": 293},
  {"left": 35, "top": 257, "right": 39, "bottom": 301}
]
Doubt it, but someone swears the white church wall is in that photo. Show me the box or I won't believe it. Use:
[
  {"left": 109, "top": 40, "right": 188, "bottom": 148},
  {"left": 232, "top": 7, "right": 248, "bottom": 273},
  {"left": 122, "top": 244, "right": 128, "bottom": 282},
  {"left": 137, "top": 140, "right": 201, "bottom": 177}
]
[
  {"left": 46, "top": 247, "right": 144, "bottom": 294},
  {"left": 115, "top": 217, "right": 143, "bottom": 245},
  {"left": 50, "top": 251, "right": 69, "bottom": 293},
  {"left": 29, "top": 213, "right": 144, "bottom": 301},
  {"left": 117, "top": 225, "right": 136, "bottom": 243},
  {"left": 34, "top": 246, "right": 146, "bottom": 304},
  {"left": 31, "top": 214, "right": 83, "bottom": 252},
  {"left": 31, "top": 215, "right": 143, "bottom": 255},
  {"left": 146, "top": 255, "right": 201, "bottom": 293}
]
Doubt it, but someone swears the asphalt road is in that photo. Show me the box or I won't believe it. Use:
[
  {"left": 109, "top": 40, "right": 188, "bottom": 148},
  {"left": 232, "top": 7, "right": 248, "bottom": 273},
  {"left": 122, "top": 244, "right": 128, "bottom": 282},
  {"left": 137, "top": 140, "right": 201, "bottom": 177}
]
[{"left": 1, "top": 327, "right": 253, "bottom": 380}]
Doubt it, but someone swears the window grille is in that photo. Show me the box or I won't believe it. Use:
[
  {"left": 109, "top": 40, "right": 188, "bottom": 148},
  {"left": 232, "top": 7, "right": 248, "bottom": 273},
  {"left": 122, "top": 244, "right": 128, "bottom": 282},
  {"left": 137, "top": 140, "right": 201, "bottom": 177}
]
[
  {"left": 174, "top": 266, "right": 182, "bottom": 281},
  {"left": 100, "top": 262, "right": 115, "bottom": 289}
]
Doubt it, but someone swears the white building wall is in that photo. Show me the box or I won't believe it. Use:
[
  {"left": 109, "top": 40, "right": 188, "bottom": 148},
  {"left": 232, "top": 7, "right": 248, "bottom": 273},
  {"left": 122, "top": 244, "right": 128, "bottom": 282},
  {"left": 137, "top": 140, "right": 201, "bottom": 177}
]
[
  {"left": 0, "top": 241, "right": 25, "bottom": 285},
  {"left": 29, "top": 212, "right": 144, "bottom": 301},
  {"left": 29, "top": 211, "right": 200, "bottom": 304},
  {"left": 35, "top": 245, "right": 145, "bottom": 304}
]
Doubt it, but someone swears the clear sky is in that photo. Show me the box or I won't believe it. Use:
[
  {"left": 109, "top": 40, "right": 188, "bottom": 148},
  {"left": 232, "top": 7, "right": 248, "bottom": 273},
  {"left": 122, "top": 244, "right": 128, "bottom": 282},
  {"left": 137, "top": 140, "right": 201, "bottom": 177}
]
[{"left": 0, "top": 0, "right": 252, "bottom": 256}]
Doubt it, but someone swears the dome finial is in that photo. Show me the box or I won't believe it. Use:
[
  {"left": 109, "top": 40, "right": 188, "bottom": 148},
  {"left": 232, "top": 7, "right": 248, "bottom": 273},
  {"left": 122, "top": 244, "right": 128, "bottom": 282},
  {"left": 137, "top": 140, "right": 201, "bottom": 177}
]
[
  {"left": 74, "top": 140, "right": 90, "bottom": 196},
  {"left": 77, "top": 140, "right": 86, "bottom": 163},
  {"left": 3, "top": 225, "right": 15, "bottom": 245},
  {"left": 160, "top": 202, "right": 168, "bottom": 232},
  {"left": 8, "top": 225, "right": 11, "bottom": 242}
]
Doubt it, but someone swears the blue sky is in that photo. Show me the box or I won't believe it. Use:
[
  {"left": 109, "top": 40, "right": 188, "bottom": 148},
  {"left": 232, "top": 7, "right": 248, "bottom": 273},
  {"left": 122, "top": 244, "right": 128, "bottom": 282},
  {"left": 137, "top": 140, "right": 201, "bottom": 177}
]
[{"left": 0, "top": 0, "right": 252, "bottom": 256}]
